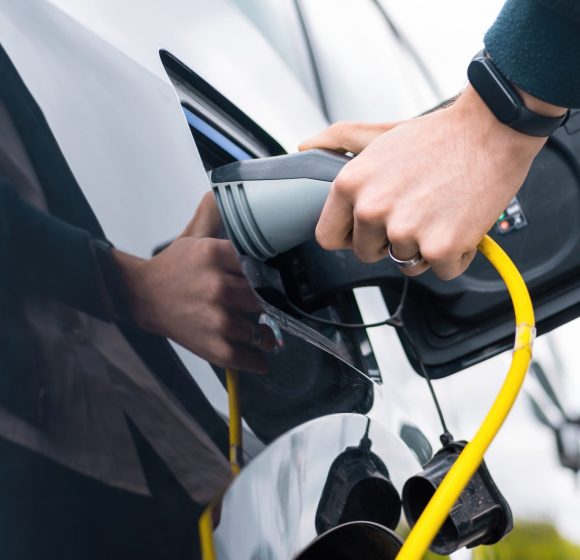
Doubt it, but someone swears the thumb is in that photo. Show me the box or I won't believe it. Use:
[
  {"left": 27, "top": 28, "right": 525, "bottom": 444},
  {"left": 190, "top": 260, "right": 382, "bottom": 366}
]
[
  {"left": 298, "top": 121, "right": 398, "bottom": 154},
  {"left": 181, "top": 191, "right": 223, "bottom": 238}
]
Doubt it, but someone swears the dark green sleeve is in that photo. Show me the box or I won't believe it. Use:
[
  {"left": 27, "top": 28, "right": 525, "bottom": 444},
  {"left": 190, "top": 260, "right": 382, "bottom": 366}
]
[{"left": 484, "top": 0, "right": 580, "bottom": 108}]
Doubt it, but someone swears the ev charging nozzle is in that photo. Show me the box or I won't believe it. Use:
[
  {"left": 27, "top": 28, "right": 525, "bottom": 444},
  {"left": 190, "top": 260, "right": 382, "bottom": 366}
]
[{"left": 210, "top": 149, "right": 350, "bottom": 260}]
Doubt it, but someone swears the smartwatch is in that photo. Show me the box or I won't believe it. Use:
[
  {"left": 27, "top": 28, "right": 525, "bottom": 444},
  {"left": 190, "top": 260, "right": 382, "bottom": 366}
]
[{"left": 467, "top": 50, "right": 569, "bottom": 137}]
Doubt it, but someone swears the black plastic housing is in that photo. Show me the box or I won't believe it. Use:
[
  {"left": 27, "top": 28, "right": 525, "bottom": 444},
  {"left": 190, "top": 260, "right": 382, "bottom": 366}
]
[
  {"left": 315, "top": 430, "right": 401, "bottom": 534},
  {"left": 393, "top": 118, "right": 580, "bottom": 377},
  {"left": 402, "top": 441, "right": 513, "bottom": 556}
]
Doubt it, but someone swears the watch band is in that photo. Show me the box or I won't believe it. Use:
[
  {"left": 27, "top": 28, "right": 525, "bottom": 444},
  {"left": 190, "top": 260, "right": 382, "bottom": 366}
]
[{"left": 467, "top": 50, "right": 569, "bottom": 137}]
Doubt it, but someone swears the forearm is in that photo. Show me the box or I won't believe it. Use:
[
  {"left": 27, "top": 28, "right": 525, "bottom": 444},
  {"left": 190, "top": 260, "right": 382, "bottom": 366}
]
[
  {"left": 454, "top": 85, "right": 547, "bottom": 162},
  {"left": 0, "top": 182, "right": 120, "bottom": 320},
  {"left": 453, "top": 73, "right": 567, "bottom": 163}
]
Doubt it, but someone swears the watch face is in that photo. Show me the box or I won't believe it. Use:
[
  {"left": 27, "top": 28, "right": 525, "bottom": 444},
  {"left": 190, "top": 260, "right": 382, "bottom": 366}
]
[{"left": 468, "top": 58, "right": 519, "bottom": 124}]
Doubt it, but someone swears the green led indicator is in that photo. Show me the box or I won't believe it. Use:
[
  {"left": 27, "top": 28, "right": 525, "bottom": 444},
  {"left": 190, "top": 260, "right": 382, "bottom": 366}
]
[{"left": 498, "top": 212, "right": 506, "bottom": 221}]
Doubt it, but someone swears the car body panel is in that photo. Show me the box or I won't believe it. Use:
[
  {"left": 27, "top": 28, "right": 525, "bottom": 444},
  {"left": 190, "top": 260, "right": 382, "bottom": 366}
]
[
  {"left": 6, "top": 1, "right": 564, "bottom": 556},
  {"left": 0, "top": 0, "right": 327, "bottom": 259}
]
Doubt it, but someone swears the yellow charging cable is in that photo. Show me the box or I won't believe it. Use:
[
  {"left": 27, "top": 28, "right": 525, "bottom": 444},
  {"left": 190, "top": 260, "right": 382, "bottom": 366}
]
[
  {"left": 225, "top": 368, "right": 243, "bottom": 476},
  {"left": 396, "top": 234, "right": 535, "bottom": 559},
  {"left": 199, "top": 368, "right": 243, "bottom": 560}
]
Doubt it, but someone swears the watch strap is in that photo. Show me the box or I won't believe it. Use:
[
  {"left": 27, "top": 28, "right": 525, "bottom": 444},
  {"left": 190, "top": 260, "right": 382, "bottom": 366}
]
[
  {"left": 516, "top": 101, "right": 570, "bottom": 137},
  {"left": 468, "top": 50, "right": 569, "bottom": 137}
]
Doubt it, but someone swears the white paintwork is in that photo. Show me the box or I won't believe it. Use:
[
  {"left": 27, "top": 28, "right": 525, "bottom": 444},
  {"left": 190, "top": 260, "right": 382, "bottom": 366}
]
[
  {"left": 6, "top": 0, "right": 573, "bottom": 551},
  {"left": 0, "top": 0, "right": 327, "bottom": 259},
  {"left": 214, "top": 414, "right": 420, "bottom": 560},
  {"left": 231, "top": 0, "right": 321, "bottom": 105},
  {"left": 299, "top": 0, "right": 438, "bottom": 121}
]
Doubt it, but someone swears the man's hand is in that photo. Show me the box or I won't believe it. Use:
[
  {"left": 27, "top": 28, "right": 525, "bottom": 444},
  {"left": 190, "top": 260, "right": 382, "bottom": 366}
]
[
  {"left": 300, "top": 85, "right": 553, "bottom": 280},
  {"left": 114, "top": 193, "right": 274, "bottom": 373}
]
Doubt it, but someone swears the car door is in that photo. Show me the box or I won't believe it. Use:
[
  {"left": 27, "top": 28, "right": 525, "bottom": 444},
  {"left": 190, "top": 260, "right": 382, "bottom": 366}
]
[{"left": 0, "top": 2, "right": 434, "bottom": 556}]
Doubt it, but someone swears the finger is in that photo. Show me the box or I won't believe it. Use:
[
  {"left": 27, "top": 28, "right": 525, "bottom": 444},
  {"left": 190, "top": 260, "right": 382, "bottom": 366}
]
[
  {"left": 182, "top": 191, "right": 223, "bottom": 238},
  {"left": 388, "top": 237, "right": 431, "bottom": 277},
  {"left": 399, "top": 260, "right": 431, "bottom": 277},
  {"left": 352, "top": 206, "right": 388, "bottom": 262},
  {"left": 219, "top": 314, "right": 276, "bottom": 353},
  {"left": 463, "top": 248, "right": 478, "bottom": 272},
  {"left": 299, "top": 121, "right": 398, "bottom": 154},
  {"left": 208, "top": 239, "right": 245, "bottom": 276},
  {"left": 255, "top": 324, "right": 276, "bottom": 352},
  {"left": 214, "top": 274, "right": 262, "bottom": 314},
  {"left": 429, "top": 248, "right": 477, "bottom": 281},
  {"left": 315, "top": 184, "right": 354, "bottom": 250}
]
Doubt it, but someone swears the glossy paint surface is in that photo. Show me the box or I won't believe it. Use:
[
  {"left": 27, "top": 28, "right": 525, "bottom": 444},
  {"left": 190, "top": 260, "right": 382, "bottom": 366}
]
[{"left": 214, "top": 414, "right": 419, "bottom": 560}]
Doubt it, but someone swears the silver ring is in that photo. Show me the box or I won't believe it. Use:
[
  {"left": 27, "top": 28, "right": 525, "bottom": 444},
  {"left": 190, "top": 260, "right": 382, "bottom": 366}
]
[
  {"left": 387, "top": 242, "right": 423, "bottom": 269},
  {"left": 249, "top": 322, "right": 262, "bottom": 347}
]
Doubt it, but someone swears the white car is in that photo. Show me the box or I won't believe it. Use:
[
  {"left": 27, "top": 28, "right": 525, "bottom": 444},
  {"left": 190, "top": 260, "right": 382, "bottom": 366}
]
[{"left": 1, "top": 1, "right": 579, "bottom": 559}]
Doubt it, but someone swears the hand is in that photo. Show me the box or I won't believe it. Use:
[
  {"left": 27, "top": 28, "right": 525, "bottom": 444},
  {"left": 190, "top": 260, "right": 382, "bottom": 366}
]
[
  {"left": 115, "top": 193, "right": 275, "bottom": 373},
  {"left": 300, "top": 86, "right": 552, "bottom": 280}
]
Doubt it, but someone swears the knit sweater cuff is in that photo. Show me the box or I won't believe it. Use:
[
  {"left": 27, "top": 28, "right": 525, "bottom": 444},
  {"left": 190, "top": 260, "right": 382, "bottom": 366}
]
[{"left": 484, "top": 0, "right": 580, "bottom": 108}]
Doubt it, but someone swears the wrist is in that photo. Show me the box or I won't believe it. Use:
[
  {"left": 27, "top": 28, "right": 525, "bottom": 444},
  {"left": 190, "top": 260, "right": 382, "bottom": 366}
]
[
  {"left": 454, "top": 85, "right": 547, "bottom": 159},
  {"left": 467, "top": 51, "right": 569, "bottom": 138},
  {"left": 515, "top": 86, "right": 568, "bottom": 119},
  {"left": 111, "top": 249, "right": 154, "bottom": 330}
]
